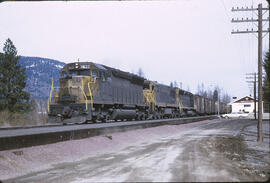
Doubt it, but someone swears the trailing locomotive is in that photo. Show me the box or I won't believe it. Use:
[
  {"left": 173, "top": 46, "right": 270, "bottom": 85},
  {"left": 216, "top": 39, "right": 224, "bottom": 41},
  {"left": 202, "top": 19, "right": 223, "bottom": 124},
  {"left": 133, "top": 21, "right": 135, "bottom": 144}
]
[
  {"left": 143, "top": 81, "right": 195, "bottom": 119},
  {"left": 47, "top": 61, "right": 226, "bottom": 124}
]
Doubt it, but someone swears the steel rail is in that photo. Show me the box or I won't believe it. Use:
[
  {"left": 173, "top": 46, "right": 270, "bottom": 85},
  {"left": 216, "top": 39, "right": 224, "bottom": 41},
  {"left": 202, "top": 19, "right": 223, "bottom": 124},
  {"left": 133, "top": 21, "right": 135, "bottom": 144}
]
[
  {"left": 0, "top": 115, "right": 216, "bottom": 131},
  {"left": 0, "top": 115, "right": 218, "bottom": 151}
]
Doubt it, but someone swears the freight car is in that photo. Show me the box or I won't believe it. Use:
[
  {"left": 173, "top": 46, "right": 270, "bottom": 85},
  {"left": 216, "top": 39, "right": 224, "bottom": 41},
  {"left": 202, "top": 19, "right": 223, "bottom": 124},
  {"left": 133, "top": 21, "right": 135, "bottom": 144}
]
[
  {"left": 215, "top": 101, "right": 227, "bottom": 114},
  {"left": 48, "top": 61, "right": 226, "bottom": 124},
  {"left": 194, "top": 95, "right": 205, "bottom": 115},
  {"left": 194, "top": 94, "right": 227, "bottom": 115}
]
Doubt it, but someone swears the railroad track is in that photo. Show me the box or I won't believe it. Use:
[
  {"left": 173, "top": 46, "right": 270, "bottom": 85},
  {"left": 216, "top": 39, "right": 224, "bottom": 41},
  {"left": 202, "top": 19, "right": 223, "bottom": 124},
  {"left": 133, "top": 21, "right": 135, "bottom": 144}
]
[
  {"left": 0, "top": 115, "right": 217, "bottom": 131},
  {"left": 0, "top": 115, "right": 218, "bottom": 151}
]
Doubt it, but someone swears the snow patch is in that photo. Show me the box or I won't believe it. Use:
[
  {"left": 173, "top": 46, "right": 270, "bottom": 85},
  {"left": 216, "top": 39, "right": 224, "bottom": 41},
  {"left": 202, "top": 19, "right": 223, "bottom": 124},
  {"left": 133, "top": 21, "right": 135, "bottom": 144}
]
[{"left": 55, "top": 64, "right": 64, "bottom": 69}]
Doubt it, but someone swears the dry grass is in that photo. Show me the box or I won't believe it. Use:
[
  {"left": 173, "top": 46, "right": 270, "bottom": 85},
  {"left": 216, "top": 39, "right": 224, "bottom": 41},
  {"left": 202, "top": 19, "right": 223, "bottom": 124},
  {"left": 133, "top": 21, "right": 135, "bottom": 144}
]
[
  {"left": 0, "top": 110, "right": 48, "bottom": 127},
  {"left": 0, "top": 110, "right": 10, "bottom": 126}
]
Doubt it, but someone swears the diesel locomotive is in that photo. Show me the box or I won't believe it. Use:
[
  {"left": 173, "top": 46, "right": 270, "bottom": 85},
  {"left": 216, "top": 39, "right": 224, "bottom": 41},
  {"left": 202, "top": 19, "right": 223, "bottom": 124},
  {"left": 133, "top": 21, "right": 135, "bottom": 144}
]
[{"left": 47, "top": 62, "right": 226, "bottom": 124}]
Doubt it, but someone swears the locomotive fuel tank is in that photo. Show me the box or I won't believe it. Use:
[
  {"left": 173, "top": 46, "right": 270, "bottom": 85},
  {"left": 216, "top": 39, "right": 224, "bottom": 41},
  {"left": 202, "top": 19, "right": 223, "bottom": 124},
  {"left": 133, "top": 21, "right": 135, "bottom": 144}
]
[{"left": 111, "top": 109, "right": 137, "bottom": 120}]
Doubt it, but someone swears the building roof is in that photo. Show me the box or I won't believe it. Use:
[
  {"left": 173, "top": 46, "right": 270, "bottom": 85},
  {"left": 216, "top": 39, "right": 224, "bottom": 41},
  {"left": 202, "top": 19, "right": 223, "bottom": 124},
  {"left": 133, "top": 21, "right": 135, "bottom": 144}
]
[{"left": 232, "top": 96, "right": 256, "bottom": 104}]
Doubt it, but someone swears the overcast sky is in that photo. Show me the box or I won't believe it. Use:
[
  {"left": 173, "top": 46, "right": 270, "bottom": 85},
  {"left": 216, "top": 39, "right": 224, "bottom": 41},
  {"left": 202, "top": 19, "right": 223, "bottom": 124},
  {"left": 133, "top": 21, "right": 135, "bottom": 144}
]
[{"left": 0, "top": 0, "right": 269, "bottom": 99}]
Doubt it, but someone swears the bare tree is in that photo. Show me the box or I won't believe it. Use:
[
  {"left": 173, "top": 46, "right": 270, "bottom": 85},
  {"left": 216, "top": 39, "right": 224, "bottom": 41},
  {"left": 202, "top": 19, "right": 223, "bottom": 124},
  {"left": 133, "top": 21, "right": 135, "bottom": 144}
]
[
  {"left": 196, "top": 84, "right": 201, "bottom": 95},
  {"left": 170, "top": 81, "right": 173, "bottom": 88},
  {"left": 187, "top": 85, "right": 190, "bottom": 92},
  {"left": 197, "top": 83, "right": 206, "bottom": 96},
  {"left": 179, "top": 82, "right": 182, "bottom": 89},
  {"left": 137, "top": 68, "right": 144, "bottom": 77},
  {"left": 196, "top": 83, "right": 231, "bottom": 102},
  {"left": 173, "top": 81, "right": 178, "bottom": 88},
  {"left": 207, "top": 89, "right": 213, "bottom": 99},
  {"left": 221, "top": 92, "right": 231, "bottom": 104}
]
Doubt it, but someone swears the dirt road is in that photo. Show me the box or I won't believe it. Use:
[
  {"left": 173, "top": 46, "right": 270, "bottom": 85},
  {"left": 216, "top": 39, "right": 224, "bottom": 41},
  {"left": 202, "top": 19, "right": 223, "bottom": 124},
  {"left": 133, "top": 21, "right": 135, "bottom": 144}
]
[{"left": 3, "top": 119, "right": 270, "bottom": 182}]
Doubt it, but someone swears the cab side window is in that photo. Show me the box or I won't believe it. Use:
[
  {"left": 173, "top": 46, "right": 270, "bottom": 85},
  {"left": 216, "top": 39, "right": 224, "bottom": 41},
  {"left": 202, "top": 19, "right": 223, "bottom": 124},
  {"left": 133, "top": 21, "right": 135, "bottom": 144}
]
[
  {"left": 101, "top": 71, "right": 112, "bottom": 82},
  {"left": 101, "top": 72, "right": 106, "bottom": 82},
  {"left": 61, "top": 71, "right": 67, "bottom": 78},
  {"left": 91, "top": 70, "right": 99, "bottom": 79}
]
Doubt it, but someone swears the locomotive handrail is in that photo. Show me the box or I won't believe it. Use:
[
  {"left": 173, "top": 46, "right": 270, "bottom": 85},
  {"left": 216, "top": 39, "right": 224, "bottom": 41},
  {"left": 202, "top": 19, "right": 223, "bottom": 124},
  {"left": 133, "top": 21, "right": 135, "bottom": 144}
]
[
  {"left": 143, "top": 81, "right": 156, "bottom": 111},
  {"left": 47, "top": 78, "right": 54, "bottom": 113},
  {"left": 175, "top": 88, "right": 183, "bottom": 111},
  {"left": 87, "top": 74, "right": 97, "bottom": 111},
  {"left": 47, "top": 78, "right": 89, "bottom": 114},
  {"left": 79, "top": 85, "right": 88, "bottom": 112},
  {"left": 87, "top": 82, "right": 94, "bottom": 110}
]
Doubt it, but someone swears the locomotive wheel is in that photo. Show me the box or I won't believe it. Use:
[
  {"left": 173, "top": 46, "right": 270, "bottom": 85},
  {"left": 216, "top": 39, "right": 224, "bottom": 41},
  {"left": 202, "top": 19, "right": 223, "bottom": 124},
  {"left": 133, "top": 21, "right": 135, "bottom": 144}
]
[
  {"left": 140, "top": 114, "right": 145, "bottom": 121},
  {"left": 101, "top": 115, "right": 108, "bottom": 123},
  {"left": 92, "top": 116, "right": 97, "bottom": 123}
]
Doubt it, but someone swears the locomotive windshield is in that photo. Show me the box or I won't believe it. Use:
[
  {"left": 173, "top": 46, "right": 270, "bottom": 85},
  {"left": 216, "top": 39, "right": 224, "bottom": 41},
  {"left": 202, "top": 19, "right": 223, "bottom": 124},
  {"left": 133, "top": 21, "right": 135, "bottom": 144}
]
[
  {"left": 60, "top": 69, "right": 100, "bottom": 78},
  {"left": 69, "top": 70, "right": 91, "bottom": 76}
]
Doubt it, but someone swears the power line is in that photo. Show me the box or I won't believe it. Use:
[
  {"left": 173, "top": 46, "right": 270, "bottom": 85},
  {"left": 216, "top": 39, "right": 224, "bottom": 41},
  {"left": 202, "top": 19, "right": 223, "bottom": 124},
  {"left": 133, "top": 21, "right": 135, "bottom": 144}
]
[
  {"left": 232, "top": 4, "right": 269, "bottom": 142},
  {"left": 246, "top": 72, "right": 257, "bottom": 119},
  {"left": 219, "top": 0, "right": 231, "bottom": 21}
]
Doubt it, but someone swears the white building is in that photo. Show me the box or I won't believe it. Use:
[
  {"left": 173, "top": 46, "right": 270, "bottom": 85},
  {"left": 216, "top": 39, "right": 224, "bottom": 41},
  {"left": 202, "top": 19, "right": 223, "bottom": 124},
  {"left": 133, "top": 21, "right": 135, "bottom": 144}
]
[
  {"left": 230, "top": 96, "right": 258, "bottom": 113},
  {"left": 229, "top": 96, "right": 268, "bottom": 114}
]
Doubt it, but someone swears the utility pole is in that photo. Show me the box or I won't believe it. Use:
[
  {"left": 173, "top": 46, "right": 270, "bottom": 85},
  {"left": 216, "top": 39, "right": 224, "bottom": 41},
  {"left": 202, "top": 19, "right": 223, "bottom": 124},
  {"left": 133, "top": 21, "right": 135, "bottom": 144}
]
[
  {"left": 218, "top": 94, "right": 220, "bottom": 116},
  {"left": 232, "top": 4, "right": 269, "bottom": 142},
  {"left": 246, "top": 73, "right": 257, "bottom": 119},
  {"left": 268, "top": 2, "right": 270, "bottom": 50},
  {"left": 254, "top": 72, "right": 257, "bottom": 120}
]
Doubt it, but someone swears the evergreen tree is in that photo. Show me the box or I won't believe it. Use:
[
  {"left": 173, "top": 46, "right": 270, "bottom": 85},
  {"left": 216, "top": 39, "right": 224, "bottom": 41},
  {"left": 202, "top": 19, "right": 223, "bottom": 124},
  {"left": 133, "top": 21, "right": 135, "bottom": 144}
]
[
  {"left": 263, "top": 51, "right": 270, "bottom": 104},
  {"left": 0, "top": 52, "right": 4, "bottom": 111},
  {"left": 0, "top": 38, "right": 30, "bottom": 112},
  {"left": 213, "top": 90, "right": 218, "bottom": 101}
]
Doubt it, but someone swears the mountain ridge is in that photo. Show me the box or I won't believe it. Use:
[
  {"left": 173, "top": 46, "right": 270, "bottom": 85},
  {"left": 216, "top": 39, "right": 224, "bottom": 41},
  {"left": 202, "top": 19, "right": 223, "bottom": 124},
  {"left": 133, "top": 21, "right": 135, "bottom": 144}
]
[{"left": 19, "top": 56, "right": 66, "bottom": 100}]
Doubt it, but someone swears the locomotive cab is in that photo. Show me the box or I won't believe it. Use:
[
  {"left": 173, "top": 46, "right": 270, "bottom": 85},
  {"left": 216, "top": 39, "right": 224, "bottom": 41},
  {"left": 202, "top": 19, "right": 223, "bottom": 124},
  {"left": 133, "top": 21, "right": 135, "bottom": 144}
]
[{"left": 48, "top": 62, "right": 109, "bottom": 124}]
